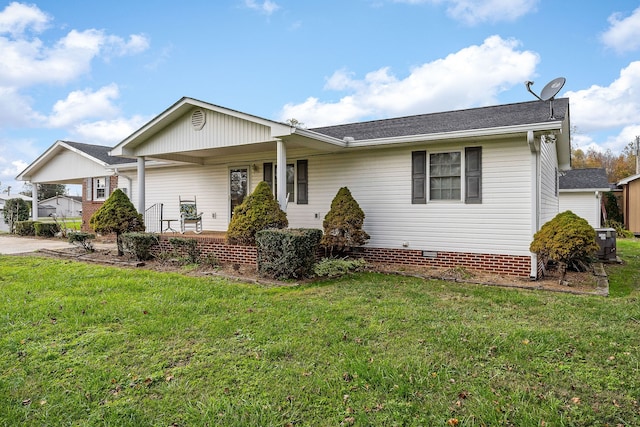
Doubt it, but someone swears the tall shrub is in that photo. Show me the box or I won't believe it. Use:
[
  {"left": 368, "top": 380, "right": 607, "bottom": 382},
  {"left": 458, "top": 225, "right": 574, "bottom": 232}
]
[
  {"left": 2, "top": 198, "right": 30, "bottom": 234},
  {"left": 89, "top": 189, "right": 145, "bottom": 255},
  {"left": 321, "top": 187, "right": 370, "bottom": 255},
  {"left": 530, "top": 210, "right": 599, "bottom": 282},
  {"left": 227, "top": 181, "right": 288, "bottom": 245}
]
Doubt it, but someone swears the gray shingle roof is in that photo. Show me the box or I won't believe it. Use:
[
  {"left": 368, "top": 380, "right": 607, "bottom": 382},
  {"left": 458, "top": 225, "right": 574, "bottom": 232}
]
[
  {"left": 62, "top": 141, "right": 132, "bottom": 165},
  {"left": 560, "top": 168, "right": 609, "bottom": 190},
  {"left": 310, "top": 99, "right": 569, "bottom": 140}
]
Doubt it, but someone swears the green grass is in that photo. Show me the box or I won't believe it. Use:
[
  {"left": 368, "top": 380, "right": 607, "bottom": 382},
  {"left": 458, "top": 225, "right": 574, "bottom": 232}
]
[
  {"left": 36, "top": 217, "right": 81, "bottom": 230},
  {"left": 0, "top": 240, "right": 639, "bottom": 426}
]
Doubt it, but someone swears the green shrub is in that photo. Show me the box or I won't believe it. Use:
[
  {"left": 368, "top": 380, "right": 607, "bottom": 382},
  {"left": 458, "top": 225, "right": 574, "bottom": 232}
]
[
  {"left": 256, "top": 228, "right": 322, "bottom": 280},
  {"left": 68, "top": 232, "right": 95, "bottom": 252},
  {"left": 604, "top": 219, "right": 635, "bottom": 238},
  {"left": 34, "top": 222, "right": 59, "bottom": 238},
  {"left": 3, "top": 198, "right": 30, "bottom": 233},
  {"left": 603, "top": 191, "right": 623, "bottom": 224},
  {"left": 227, "top": 181, "right": 288, "bottom": 246},
  {"left": 321, "top": 187, "right": 370, "bottom": 255},
  {"left": 168, "top": 237, "right": 201, "bottom": 264},
  {"left": 121, "top": 232, "right": 159, "bottom": 261},
  {"left": 14, "top": 221, "right": 36, "bottom": 236},
  {"left": 90, "top": 189, "right": 145, "bottom": 256},
  {"left": 313, "top": 257, "right": 367, "bottom": 278},
  {"left": 530, "top": 211, "right": 599, "bottom": 278}
]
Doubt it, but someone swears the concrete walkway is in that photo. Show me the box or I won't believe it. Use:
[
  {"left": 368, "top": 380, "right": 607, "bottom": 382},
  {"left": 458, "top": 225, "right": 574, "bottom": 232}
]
[{"left": 0, "top": 234, "right": 114, "bottom": 255}]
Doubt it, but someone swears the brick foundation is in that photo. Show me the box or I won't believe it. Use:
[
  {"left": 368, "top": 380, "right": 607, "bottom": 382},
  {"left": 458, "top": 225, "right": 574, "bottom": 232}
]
[{"left": 156, "top": 235, "right": 532, "bottom": 278}]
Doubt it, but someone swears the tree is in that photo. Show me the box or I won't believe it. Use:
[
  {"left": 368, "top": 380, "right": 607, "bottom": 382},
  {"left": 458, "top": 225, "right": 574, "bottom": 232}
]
[
  {"left": 227, "top": 181, "right": 288, "bottom": 245},
  {"left": 89, "top": 189, "right": 145, "bottom": 256},
  {"left": 321, "top": 187, "right": 370, "bottom": 255},
  {"left": 20, "top": 183, "right": 67, "bottom": 200},
  {"left": 571, "top": 142, "right": 637, "bottom": 183},
  {"left": 2, "top": 198, "right": 30, "bottom": 233}
]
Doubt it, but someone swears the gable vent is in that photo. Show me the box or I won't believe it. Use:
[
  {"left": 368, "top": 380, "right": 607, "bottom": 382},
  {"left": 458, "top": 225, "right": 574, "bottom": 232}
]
[{"left": 191, "top": 109, "right": 206, "bottom": 130}]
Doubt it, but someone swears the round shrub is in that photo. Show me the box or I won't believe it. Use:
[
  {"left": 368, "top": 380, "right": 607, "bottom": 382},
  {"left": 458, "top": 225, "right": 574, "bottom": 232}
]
[
  {"left": 530, "top": 210, "right": 599, "bottom": 273},
  {"left": 227, "top": 181, "right": 288, "bottom": 246}
]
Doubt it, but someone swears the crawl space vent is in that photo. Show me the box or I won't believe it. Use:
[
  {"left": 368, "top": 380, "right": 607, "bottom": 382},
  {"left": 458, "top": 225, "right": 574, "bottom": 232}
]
[{"left": 191, "top": 109, "right": 206, "bottom": 130}]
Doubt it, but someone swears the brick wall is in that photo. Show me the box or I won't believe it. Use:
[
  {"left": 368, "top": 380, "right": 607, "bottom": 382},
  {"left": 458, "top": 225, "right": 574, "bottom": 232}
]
[
  {"left": 156, "top": 234, "right": 532, "bottom": 278},
  {"left": 81, "top": 176, "right": 119, "bottom": 232}
]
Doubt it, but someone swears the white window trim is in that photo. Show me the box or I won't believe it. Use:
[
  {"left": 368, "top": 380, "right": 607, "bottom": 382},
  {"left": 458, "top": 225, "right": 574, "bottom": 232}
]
[
  {"left": 428, "top": 150, "right": 465, "bottom": 203},
  {"left": 92, "top": 177, "right": 109, "bottom": 201}
]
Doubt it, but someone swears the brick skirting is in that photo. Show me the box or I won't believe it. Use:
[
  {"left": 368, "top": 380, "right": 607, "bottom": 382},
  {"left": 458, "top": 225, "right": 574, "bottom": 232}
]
[{"left": 157, "top": 234, "right": 532, "bottom": 278}]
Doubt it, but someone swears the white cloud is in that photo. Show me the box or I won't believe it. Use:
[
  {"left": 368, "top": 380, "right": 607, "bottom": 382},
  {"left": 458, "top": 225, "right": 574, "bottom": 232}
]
[
  {"left": 0, "top": 2, "right": 49, "bottom": 36},
  {"left": 393, "top": 0, "right": 538, "bottom": 24},
  {"left": 280, "top": 35, "right": 539, "bottom": 127},
  {"left": 601, "top": 7, "right": 640, "bottom": 53},
  {"left": 72, "top": 115, "right": 149, "bottom": 145},
  {"left": 48, "top": 84, "right": 121, "bottom": 128},
  {"left": 564, "top": 61, "right": 640, "bottom": 134},
  {"left": 244, "top": 0, "right": 280, "bottom": 15}
]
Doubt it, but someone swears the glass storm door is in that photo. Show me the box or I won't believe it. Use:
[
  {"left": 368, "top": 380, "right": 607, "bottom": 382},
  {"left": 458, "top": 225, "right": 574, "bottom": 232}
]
[{"left": 230, "top": 168, "right": 248, "bottom": 217}]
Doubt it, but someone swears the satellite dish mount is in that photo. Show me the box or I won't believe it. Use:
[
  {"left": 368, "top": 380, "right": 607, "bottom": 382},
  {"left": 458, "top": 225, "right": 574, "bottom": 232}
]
[{"left": 525, "top": 77, "right": 566, "bottom": 119}]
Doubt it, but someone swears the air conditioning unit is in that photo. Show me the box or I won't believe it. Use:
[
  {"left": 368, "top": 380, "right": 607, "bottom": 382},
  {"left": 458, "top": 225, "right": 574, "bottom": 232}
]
[{"left": 594, "top": 228, "right": 617, "bottom": 262}]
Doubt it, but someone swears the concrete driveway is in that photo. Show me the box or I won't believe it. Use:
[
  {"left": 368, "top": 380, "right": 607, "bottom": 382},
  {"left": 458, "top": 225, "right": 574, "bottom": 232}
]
[{"left": 0, "top": 234, "right": 78, "bottom": 254}]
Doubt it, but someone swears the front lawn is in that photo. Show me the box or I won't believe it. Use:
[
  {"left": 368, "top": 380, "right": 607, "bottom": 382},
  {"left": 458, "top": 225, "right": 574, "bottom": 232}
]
[{"left": 0, "top": 240, "right": 639, "bottom": 426}]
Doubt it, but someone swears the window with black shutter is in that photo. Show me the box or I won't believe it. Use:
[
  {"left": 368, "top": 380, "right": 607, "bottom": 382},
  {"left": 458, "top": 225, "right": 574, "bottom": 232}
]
[
  {"left": 412, "top": 151, "right": 426, "bottom": 204},
  {"left": 297, "top": 159, "right": 308, "bottom": 204},
  {"left": 465, "top": 147, "right": 482, "bottom": 204}
]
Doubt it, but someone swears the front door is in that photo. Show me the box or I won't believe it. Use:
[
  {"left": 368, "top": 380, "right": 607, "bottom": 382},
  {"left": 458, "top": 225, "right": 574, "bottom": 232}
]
[{"left": 230, "top": 168, "right": 248, "bottom": 217}]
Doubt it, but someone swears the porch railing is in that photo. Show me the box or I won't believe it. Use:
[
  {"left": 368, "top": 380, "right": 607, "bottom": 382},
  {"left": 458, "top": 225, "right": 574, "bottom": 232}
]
[{"left": 144, "top": 203, "right": 163, "bottom": 233}]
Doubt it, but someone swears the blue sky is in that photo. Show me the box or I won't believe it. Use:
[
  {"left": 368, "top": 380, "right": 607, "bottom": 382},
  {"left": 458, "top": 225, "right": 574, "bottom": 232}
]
[{"left": 1, "top": 0, "right": 640, "bottom": 195}]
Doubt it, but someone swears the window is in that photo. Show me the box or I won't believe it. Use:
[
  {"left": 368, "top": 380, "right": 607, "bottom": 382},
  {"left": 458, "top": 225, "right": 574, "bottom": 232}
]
[
  {"left": 90, "top": 177, "right": 109, "bottom": 201},
  {"left": 430, "top": 152, "right": 461, "bottom": 200},
  {"left": 264, "top": 160, "right": 308, "bottom": 204},
  {"left": 411, "top": 148, "right": 482, "bottom": 204}
]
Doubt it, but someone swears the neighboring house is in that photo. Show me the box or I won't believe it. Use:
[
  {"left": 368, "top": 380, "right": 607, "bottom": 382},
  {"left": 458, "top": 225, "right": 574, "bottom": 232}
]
[
  {"left": 0, "top": 193, "right": 32, "bottom": 233},
  {"left": 38, "top": 195, "right": 83, "bottom": 218},
  {"left": 558, "top": 168, "right": 609, "bottom": 228},
  {"left": 617, "top": 173, "right": 640, "bottom": 235},
  {"left": 16, "top": 140, "right": 134, "bottom": 231},
  {"left": 18, "top": 97, "right": 571, "bottom": 279}
]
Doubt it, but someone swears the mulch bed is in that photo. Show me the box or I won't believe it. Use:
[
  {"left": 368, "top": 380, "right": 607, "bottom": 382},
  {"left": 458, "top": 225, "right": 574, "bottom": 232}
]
[{"left": 34, "top": 246, "right": 609, "bottom": 296}]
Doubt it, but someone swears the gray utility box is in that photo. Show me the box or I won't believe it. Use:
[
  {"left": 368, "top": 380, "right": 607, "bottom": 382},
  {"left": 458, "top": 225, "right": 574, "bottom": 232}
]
[{"left": 594, "top": 228, "right": 617, "bottom": 261}]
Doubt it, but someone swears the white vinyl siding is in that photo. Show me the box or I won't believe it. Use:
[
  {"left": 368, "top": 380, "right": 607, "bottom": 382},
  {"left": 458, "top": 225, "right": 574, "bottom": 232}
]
[
  {"left": 539, "top": 135, "right": 560, "bottom": 225},
  {"left": 28, "top": 149, "right": 108, "bottom": 183},
  {"left": 559, "top": 192, "right": 601, "bottom": 228}
]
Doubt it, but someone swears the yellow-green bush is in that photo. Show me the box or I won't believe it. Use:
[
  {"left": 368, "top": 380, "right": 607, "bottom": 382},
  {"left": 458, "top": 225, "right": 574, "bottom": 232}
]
[
  {"left": 321, "top": 187, "right": 370, "bottom": 254},
  {"left": 227, "top": 181, "right": 288, "bottom": 246},
  {"left": 530, "top": 211, "right": 599, "bottom": 272}
]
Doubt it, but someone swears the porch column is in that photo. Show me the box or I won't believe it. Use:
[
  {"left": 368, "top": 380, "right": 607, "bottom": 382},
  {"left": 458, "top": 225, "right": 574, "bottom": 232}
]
[
  {"left": 31, "top": 182, "right": 38, "bottom": 221},
  {"left": 276, "top": 139, "right": 287, "bottom": 211},
  {"left": 137, "top": 156, "right": 145, "bottom": 214}
]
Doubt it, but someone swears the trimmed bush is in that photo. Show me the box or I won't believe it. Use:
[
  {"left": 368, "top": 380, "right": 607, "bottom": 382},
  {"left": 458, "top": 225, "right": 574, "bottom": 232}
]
[
  {"left": 121, "top": 232, "right": 159, "bottom": 261},
  {"left": 321, "top": 187, "right": 370, "bottom": 255},
  {"left": 168, "top": 237, "right": 201, "bottom": 264},
  {"left": 34, "top": 222, "right": 59, "bottom": 238},
  {"left": 15, "top": 221, "right": 36, "bottom": 236},
  {"left": 256, "top": 228, "right": 322, "bottom": 280},
  {"left": 313, "top": 257, "right": 367, "bottom": 278},
  {"left": 68, "top": 232, "right": 95, "bottom": 252},
  {"left": 530, "top": 211, "right": 599, "bottom": 280},
  {"left": 90, "top": 189, "right": 145, "bottom": 256},
  {"left": 227, "top": 181, "right": 288, "bottom": 246}
]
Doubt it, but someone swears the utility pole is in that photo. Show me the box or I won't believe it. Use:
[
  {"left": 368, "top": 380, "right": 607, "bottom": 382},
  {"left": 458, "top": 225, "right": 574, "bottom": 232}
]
[{"left": 636, "top": 136, "right": 640, "bottom": 175}]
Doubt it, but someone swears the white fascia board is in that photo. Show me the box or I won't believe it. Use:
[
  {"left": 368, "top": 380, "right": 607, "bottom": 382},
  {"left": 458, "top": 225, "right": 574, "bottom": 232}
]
[
  {"left": 343, "top": 121, "right": 564, "bottom": 148},
  {"left": 560, "top": 188, "right": 610, "bottom": 193},
  {"left": 618, "top": 173, "right": 640, "bottom": 185}
]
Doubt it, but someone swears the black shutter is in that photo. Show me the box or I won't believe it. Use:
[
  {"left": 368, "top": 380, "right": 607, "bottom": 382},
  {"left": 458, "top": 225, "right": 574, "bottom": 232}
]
[
  {"left": 412, "top": 151, "right": 426, "bottom": 204},
  {"left": 465, "top": 147, "right": 482, "bottom": 204},
  {"left": 263, "top": 162, "right": 273, "bottom": 191},
  {"left": 297, "top": 159, "right": 308, "bottom": 204}
]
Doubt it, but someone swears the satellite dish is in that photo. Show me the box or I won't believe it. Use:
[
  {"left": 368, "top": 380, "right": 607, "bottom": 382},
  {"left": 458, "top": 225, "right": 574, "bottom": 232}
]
[
  {"left": 540, "top": 77, "right": 566, "bottom": 101},
  {"left": 524, "top": 76, "right": 566, "bottom": 119}
]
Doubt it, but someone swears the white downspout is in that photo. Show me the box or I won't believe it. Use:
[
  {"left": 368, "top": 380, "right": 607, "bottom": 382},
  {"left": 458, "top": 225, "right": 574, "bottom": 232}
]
[
  {"left": 528, "top": 130, "right": 540, "bottom": 279},
  {"left": 137, "top": 156, "right": 145, "bottom": 214},
  {"left": 276, "top": 139, "right": 287, "bottom": 211}
]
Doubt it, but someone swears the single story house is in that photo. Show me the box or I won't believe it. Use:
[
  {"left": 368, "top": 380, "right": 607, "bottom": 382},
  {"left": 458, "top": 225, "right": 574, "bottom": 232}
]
[
  {"left": 617, "top": 173, "right": 640, "bottom": 235},
  {"left": 558, "top": 168, "right": 609, "bottom": 228},
  {"left": 38, "top": 195, "right": 83, "bottom": 218},
  {"left": 18, "top": 97, "right": 571, "bottom": 279}
]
